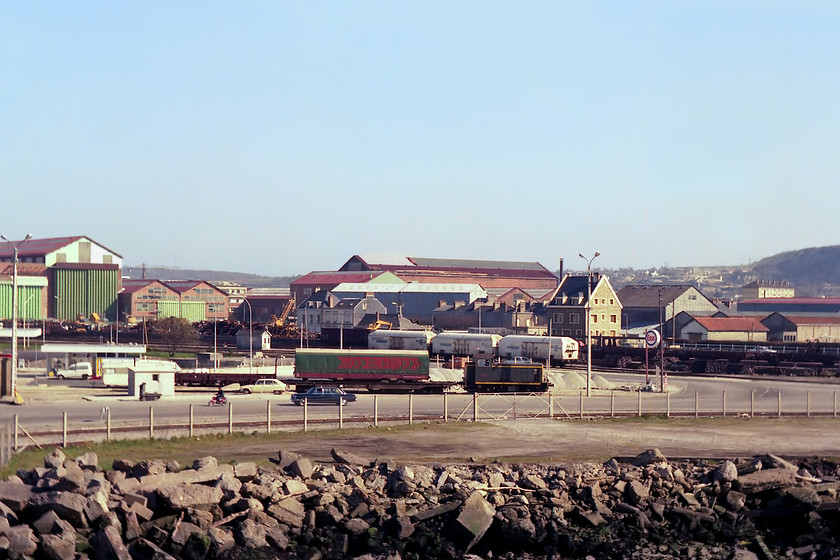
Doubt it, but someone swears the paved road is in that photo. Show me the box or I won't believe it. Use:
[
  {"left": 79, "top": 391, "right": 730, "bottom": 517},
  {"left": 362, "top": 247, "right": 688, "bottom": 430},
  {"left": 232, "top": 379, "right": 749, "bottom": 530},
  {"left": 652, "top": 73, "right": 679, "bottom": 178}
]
[{"left": 3, "top": 369, "right": 840, "bottom": 445}]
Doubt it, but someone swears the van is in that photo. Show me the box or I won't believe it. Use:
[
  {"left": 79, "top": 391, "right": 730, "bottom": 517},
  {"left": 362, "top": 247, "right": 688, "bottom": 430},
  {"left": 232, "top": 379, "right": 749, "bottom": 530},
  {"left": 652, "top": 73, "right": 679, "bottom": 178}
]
[{"left": 53, "top": 362, "right": 94, "bottom": 380}]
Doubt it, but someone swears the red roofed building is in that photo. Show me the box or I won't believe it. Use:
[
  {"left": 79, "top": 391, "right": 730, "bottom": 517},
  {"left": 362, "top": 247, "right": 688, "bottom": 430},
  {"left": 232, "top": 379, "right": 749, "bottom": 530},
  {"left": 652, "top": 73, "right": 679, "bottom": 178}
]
[
  {"left": 681, "top": 316, "right": 770, "bottom": 342},
  {"left": 119, "top": 279, "right": 179, "bottom": 322},
  {"left": 761, "top": 312, "right": 840, "bottom": 343}
]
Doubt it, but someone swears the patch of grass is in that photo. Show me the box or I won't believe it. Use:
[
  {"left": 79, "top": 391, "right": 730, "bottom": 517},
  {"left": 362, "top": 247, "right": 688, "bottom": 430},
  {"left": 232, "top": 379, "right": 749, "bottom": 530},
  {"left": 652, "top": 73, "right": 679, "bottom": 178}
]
[{"left": 0, "top": 422, "right": 497, "bottom": 478}]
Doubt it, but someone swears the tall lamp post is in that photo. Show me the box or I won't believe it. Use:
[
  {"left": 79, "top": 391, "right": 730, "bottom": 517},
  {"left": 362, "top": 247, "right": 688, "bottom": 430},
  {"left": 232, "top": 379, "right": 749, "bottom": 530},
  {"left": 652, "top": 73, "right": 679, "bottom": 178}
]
[
  {"left": 579, "top": 251, "right": 600, "bottom": 397},
  {"left": 2, "top": 234, "right": 32, "bottom": 402},
  {"left": 242, "top": 297, "right": 253, "bottom": 374}
]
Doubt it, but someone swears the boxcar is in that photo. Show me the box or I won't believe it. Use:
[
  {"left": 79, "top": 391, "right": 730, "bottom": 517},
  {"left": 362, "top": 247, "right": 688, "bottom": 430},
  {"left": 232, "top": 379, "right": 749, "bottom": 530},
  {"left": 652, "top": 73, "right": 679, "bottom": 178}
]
[
  {"left": 368, "top": 330, "right": 434, "bottom": 351},
  {"left": 430, "top": 332, "right": 502, "bottom": 357},
  {"left": 497, "top": 335, "right": 580, "bottom": 365}
]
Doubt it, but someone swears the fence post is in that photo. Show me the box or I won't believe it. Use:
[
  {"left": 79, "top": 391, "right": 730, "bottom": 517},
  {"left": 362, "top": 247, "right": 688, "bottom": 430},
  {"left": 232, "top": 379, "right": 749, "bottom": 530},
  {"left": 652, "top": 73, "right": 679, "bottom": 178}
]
[
  {"left": 14, "top": 414, "right": 19, "bottom": 451},
  {"left": 638, "top": 389, "right": 642, "bottom": 417},
  {"left": 513, "top": 394, "right": 517, "bottom": 421},
  {"left": 722, "top": 391, "right": 726, "bottom": 418},
  {"left": 374, "top": 395, "right": 379, "bottom": 427},
  {"left": 149, "top": 407, "right": 153, "bottom": 440},
  {"left": 666, "top": 391, "right": 670, "bottom": 418},
  {"left": 339, "top": 399, "right": 344, "bottom": 430},
  {"left": 303, "top": 400, "right": 308, "bottom": 432},
  {"left": 473, "top": 393, "right": 478, "bottom": 422},
  {"left": 107, "top": 407, "right": 111, "bottom": 442},
  {"left": 409, "top": 394, "right": 413, "bottom": 425},
  {"left": 778, "top": 390, "right": 782, "bottom": 418},
  {"left": 695, "top": 391, "right": 698, "bottom": 418},
  {"left": 444, "top": 393, "right": 448, "bottom": 422},
  {"left": 580, "top": 391, "right": 584, "bottom": 419},
  {"left": 266, "top": 400, "right": 271, "bottom": 434},
  {"left": 189, "top": 404, "right": 194, "bottom": 438},
  {"left": 610, "top": 391, "right": 614, "bottom": 418},
  {"left": 228, "top": 403, "right": 233, "bottom": 435},
  {"left": 807, "top": 391, "right": 811, "bottom": 417},
  {"left": 835, "top": 391, "right": 837, "bottom": 418},
  {"left": 751, "top": 390, "right": 755, "bottom": 418},
  {"left": 62, "top": 411, "right": 68, "bottom": 448}
]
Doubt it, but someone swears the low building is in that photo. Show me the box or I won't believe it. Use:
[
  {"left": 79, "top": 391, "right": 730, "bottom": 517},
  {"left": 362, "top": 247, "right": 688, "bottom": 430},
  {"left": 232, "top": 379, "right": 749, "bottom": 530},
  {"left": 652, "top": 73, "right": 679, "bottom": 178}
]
[
  {"left": 742, "top": 280, "right": 795, "bottom": 299},
  {"left": 331, "top": 282, "right": 486, "bottom": 325},
  {"left": 761, "top": 313, "right": 840, "bottom": 343},
  {"left": 160, "top": 281, "right": 229, "bottom": 322},
  {"left": 119, "top": 279, "right": 179, "bottom": 322},
  {"left": 681, "top": 317, "right": 769, "bottom": 342}
]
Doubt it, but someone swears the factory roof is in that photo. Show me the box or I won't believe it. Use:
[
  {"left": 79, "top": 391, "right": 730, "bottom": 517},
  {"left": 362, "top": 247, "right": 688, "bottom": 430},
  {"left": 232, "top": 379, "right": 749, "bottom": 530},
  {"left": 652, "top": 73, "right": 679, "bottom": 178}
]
[
  {"left": 689, "top": 316, "right": 769, "bottom": 332},
  {"left": 0, "top": 235, "right": 122, "bottom": 259}
]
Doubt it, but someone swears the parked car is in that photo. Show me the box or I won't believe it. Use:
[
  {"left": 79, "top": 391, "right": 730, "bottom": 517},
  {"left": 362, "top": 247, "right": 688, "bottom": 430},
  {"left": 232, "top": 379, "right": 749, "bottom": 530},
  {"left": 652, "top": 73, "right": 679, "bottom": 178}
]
[
  {"left": 52, "top": 362, "right": 93, "bottom": 380},
  {"left": 239, "top": 379, "right": 287, "bottom": 394},
  {"left": 290, "top": 387, "right": 357, "bottom": 406}
]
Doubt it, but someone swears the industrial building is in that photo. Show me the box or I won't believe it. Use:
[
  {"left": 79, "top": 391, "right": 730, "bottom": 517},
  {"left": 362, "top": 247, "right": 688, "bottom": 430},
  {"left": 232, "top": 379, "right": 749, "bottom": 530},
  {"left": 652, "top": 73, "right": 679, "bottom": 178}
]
[{"left": 0, "top": 236, "right": 122, "bottom": 322}]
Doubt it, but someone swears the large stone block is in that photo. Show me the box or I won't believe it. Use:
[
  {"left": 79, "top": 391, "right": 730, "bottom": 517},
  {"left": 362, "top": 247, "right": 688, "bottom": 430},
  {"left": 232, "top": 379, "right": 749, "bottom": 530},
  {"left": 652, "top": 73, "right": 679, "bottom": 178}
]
[
  {"left": 446, "top": 492, "right": 496, "bottom": 552},
  {"left": 157, "top": 484, "right": 224, "bottom": 510}
]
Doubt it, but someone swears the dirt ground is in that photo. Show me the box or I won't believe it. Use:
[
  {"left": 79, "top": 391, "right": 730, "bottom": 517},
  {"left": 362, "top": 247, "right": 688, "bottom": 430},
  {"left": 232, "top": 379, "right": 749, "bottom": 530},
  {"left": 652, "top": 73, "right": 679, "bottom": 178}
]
[{"left": 211, "top": 417, "right": 840, "bottom": 466}]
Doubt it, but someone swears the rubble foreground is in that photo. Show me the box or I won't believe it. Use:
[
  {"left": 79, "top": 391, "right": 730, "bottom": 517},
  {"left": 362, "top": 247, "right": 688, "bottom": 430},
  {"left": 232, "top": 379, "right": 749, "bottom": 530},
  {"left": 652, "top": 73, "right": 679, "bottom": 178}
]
[{"left": 0, "top": 447, "right": 838, "bottom": 559}]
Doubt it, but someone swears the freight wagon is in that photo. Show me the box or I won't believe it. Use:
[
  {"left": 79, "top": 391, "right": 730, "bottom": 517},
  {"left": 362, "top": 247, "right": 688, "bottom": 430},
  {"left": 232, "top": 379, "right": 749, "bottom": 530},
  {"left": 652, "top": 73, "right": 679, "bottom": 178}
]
[
  {"left": 497, "top": 335, "right": 580, "bottom": 365},
  {"left": 430, "top": 333, "right": 502, "bottom": 358},
  {"left": 293, "top": 348, "right": 456, "bottom": 393},
  {"left": 368, "top": 330, "right": 435, "bottom": 351}
]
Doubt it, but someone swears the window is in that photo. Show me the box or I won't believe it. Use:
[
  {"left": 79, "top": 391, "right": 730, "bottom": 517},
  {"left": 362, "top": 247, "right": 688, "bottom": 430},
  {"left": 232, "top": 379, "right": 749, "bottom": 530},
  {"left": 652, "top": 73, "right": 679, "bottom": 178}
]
[
  {"left": 592, "top": 315, "right": 598, "bottom": 324},
  {"left": 561, "top": 329, "right": 571, "bottom": 336},
  {"left": 688, "top": 295, "right": 697, "bottom": 301},
  {"left": 610, "top": 315, "right": 617, "bottom": 323},
  {"left": 570, "top": 313, "right": 580, "bottom": 324},
  {"left": 610, "top": 299, "right": 614, "bottom": 305},
  {"left": 553, "top": 313, "right": 563, "bottom": 323},
  {"left": 575, "top": 329, "right": 582, "bottom": 337},
  {"left": 593, "top": 298, "right": 598, "bottom": 304}
]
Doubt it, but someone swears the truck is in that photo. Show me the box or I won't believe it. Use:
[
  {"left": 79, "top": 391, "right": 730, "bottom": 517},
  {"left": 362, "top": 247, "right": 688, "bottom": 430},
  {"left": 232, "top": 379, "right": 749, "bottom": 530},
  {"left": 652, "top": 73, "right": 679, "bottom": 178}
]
[{"left": 293, "top": 348, "right": 457, "bottom": 393}]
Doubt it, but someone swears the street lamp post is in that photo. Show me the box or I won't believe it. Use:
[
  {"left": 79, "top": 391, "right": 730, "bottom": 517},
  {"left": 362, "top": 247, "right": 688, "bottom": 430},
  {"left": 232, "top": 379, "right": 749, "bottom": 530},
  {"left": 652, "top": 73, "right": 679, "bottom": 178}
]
[
  {"left": 579, "top": 251, "right": 601, "bottom": 397},
  {"left": 2, "top": 234, "right": 32, "bottom": 402},
  {"left": 242, "top": 297, "right": 253, "bottom": 374}
]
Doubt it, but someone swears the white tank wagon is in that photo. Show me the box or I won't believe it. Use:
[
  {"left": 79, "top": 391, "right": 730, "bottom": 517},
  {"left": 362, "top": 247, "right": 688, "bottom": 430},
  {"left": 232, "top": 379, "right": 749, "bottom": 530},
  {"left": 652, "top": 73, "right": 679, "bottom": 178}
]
[
  {"left": 368, "top": 330, "right": 435, "bottom": 351},
  {"left": 430, "top": 332, "right": 502, "bottom": 357},
  {"left": 498, "top": 335, "right": 580, "bottom": 365}
]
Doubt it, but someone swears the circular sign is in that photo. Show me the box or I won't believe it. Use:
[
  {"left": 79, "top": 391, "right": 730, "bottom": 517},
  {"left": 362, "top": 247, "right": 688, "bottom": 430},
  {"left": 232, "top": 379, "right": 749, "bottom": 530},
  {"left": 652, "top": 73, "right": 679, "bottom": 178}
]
[{"left": 644, "top": 329, "right": 661, "bottom": 348}]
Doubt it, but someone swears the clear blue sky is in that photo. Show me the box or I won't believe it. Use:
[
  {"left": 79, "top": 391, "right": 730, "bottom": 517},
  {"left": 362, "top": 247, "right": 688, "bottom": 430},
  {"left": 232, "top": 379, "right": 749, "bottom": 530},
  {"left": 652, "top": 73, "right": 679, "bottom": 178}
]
[{"left": 2, "top": 2, "right": 838, "bottom": 276}]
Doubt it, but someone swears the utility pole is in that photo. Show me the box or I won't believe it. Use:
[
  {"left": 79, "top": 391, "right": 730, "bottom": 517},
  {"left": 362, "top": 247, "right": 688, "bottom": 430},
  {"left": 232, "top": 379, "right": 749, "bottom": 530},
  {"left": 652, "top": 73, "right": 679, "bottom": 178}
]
[{"left": 1, "top": 234, "right": 32, "bottom": 403}]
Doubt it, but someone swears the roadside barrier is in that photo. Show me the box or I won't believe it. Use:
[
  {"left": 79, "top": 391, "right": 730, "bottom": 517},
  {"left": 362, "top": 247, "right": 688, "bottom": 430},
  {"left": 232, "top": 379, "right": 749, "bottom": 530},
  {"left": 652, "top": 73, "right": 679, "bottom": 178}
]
[{"left": 2, "top": 388, "right": 839, "bottom": 462}]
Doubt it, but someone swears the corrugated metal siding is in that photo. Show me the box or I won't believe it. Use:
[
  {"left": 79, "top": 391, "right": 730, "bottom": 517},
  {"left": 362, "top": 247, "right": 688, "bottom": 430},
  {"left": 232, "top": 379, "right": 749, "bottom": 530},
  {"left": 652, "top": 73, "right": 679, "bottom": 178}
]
[
  {"left": 156, "top": 301, "right": 206, "bottom": 322},
  {"left": 53, "top": 268, "right": 119, "bottom": 321}
]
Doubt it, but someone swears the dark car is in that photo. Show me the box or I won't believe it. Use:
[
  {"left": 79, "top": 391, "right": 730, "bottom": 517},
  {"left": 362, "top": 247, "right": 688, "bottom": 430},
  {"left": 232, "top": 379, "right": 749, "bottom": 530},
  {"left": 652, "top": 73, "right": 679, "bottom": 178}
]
[{"left": 290, "top": 387, "right": 357, "bottom": 406}]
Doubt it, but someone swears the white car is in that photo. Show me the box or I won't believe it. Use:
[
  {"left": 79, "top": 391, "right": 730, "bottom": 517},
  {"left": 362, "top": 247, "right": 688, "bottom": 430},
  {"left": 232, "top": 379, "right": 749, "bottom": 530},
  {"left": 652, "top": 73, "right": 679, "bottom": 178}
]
[
  {"left": 53, "top": 362, "right": 94, "bottom": 380},
  {"left": 239, "top": 379, "right": 287, "bottom": 394}
]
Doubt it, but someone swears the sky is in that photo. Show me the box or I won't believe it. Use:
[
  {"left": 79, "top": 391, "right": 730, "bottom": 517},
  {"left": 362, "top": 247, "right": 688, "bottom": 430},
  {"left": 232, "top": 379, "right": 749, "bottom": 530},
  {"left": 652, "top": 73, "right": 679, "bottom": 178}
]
[{"left": 2, "top": 2, "right": 838, "bottom": 277}]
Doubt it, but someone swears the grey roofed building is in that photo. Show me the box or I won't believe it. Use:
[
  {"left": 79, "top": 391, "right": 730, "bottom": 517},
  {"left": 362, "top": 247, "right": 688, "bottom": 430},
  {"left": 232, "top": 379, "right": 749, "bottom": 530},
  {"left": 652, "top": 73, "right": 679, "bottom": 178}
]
[{"left": 616, "top": 284, "right": 719, "bottom": 330}]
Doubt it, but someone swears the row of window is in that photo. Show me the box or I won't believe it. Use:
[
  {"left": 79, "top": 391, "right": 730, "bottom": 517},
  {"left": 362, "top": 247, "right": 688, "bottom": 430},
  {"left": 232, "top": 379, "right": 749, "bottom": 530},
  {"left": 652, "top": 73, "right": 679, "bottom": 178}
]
[{"left": 552, "top": 313, "right": 618, "bottom": 324}]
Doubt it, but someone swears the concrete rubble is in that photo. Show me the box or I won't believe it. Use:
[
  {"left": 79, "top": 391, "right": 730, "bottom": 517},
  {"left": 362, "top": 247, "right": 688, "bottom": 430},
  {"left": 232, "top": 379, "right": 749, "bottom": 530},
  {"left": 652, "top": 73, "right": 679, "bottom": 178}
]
[{"left": 0, "top": 446, "right": 838, "bottom": 559}]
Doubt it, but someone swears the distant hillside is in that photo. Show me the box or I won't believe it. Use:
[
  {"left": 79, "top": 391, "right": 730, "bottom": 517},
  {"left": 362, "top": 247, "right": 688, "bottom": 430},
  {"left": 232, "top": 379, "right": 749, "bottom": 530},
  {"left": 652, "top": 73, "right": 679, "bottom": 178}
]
[
  {"left": 750, "top": 245, "right": 840, "bottom": 296},
  {"left": 123, "top": 265, "right": 299, "bottom": 288}
]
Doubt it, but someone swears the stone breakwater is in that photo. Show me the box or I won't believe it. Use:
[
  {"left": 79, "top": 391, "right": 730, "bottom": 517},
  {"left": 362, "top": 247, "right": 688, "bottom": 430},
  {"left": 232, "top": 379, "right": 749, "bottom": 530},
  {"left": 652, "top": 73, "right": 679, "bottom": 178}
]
[{"left": 0, "top": 448, "right": 838, "bottom": 560}]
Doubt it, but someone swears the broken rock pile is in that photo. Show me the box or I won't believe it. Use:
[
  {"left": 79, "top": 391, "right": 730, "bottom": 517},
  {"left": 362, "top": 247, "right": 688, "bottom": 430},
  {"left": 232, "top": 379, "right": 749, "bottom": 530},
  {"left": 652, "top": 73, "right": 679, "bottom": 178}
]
[{"left": 0, "top": 447, "right": 838, "bottom": 559}]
